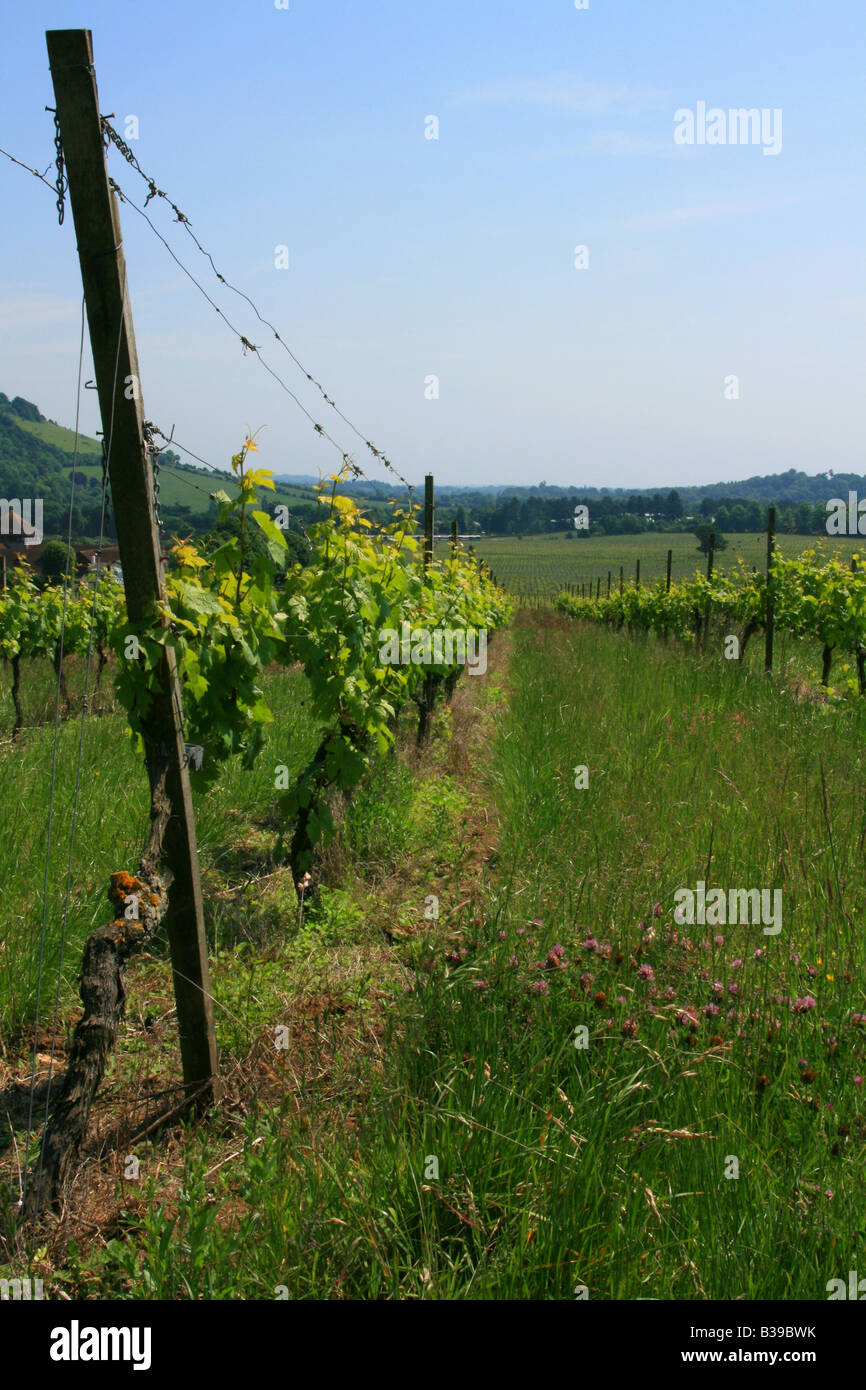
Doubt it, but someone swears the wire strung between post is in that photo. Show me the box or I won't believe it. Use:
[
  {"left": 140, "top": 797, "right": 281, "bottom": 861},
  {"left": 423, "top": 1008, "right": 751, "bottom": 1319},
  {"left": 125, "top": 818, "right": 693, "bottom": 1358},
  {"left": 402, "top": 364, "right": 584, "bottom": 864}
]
[
  {"left": 0, "top": 131, "right": 413, "bottom": 497},
  {"left": 0, "top": 144, "right": 56, "bottom": 191},
  {"left": 108, "top": 176, "right": 370, "bottom": 478},
  {"left": 140, "top": 426, "right": 315, "bottom": 553},
  {"left": 1, "top": 125, "right": 412, "bottom": 489},
  {"left": 99, "top": 117, "right": 412, "bottom": 493}
]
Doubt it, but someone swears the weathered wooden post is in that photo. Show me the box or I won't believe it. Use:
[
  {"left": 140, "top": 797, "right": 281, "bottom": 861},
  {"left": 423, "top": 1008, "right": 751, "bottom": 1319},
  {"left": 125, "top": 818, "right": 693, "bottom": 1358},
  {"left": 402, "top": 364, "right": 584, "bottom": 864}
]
[
  {"left": 46, "top": 29, "right": 218, "bottom": 1104},
  {"left": 424, "top": 473, "right": 434, "bottom": 572},
  {"left": 765, "top": 507, "right": 775, "bottom": 675},
  {"left": 703, "top": 532, "right": 715, "bottom": 647},
  {"left": 852, "top": 556, "right": 865, "bottom": 694},
  {"left": 417, "top": 473, "right": 435, "bottom": 741}
]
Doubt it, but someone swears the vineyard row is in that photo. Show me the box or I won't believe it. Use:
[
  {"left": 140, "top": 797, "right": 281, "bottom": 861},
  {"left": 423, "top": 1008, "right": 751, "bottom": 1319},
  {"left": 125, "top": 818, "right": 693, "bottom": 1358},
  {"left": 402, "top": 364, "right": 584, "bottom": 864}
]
[{"left": 554, "top": 548, "right": 866, "bottom": 695}]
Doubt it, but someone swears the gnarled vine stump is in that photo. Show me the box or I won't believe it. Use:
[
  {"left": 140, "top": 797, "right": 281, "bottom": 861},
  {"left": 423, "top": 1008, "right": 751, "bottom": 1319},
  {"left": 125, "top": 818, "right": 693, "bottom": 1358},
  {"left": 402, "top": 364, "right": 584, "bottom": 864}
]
[{"left": 23, "top": 759, "right": 174, "bottom": 1218}]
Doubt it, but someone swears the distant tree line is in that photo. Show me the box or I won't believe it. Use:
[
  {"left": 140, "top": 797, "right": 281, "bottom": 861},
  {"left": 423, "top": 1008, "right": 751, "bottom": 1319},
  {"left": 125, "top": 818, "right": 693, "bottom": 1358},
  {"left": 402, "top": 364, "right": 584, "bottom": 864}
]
[
  {"left": 435, "top": 491, "right": 830, "bottom": 538},
  {"left": 0, "top": 390, "right": 850, "bottom": 547}
]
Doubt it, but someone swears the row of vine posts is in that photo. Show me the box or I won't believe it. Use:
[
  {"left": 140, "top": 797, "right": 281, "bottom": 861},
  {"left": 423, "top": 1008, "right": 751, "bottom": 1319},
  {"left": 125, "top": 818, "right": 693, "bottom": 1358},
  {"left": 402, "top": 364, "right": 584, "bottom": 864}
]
[{"left": 559, "top": 507, "right": 789, "bottom": 674}]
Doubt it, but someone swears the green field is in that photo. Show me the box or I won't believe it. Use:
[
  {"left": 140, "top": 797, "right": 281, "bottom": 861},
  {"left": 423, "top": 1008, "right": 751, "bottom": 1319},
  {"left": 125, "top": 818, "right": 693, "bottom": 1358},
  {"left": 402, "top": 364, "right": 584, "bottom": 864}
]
[{"left": 471, "top": 531, "right": 863, "bottom": 602}]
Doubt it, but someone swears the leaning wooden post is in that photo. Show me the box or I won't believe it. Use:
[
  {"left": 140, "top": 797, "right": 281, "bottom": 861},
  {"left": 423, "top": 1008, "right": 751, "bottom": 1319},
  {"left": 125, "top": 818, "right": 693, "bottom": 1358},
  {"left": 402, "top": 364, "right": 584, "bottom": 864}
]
[
  {"left": 765, "top": 507, "right": 775, "bottom": 675},
  {"left": 47, "top": 29, "right": 218, "bottom": 1106},
  {"left": 416, "top": 473, "right": 435, "bottom": 741}
]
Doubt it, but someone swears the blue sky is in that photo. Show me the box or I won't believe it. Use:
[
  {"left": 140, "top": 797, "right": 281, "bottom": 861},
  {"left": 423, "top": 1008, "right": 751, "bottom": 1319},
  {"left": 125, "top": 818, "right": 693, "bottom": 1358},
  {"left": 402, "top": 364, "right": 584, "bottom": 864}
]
[{"left": 1, "top": 0, "right": 863, "bottom": 488}]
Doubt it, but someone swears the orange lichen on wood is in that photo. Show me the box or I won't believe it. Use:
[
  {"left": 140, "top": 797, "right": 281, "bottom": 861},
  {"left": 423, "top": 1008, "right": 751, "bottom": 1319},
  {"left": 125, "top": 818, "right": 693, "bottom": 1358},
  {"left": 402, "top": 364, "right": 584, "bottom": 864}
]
[{"left": 111, "top": 870, "right": 141, "bottom": 898}]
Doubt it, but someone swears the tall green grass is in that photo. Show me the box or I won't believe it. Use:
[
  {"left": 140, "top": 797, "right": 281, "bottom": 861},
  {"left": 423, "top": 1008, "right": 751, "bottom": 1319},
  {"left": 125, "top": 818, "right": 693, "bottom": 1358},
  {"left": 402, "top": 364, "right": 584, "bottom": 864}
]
[
  {"left": 58, "top": 615, "right": 866, "bottom": 1299},
  {"left": 0, "top": 663, "right": 317, "bottom": 1034}
]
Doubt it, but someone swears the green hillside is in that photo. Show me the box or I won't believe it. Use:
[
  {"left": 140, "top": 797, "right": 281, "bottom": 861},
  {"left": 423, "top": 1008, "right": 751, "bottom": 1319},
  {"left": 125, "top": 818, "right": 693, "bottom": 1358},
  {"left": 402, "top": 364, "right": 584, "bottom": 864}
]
[
  {"left": 0, "top": 391, "right": 335, "bottom": 541},
  {"left": 3, "top": 387, "right": 862, "bottom": 546},
  {"left": 13, "top": 414, "right": 103, "bottom": 457}
]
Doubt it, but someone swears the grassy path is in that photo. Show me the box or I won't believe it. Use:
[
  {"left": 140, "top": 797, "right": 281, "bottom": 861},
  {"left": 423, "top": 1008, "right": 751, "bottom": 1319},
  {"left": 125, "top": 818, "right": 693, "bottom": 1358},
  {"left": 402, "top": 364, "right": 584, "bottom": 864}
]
[{"left": 477, "top": 611, "right": 866, "bottom": 1297}]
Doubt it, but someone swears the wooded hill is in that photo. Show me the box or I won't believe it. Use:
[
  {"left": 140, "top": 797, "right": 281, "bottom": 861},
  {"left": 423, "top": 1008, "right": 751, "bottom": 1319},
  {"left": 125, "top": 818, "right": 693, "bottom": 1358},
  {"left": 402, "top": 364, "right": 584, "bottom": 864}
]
[
  {"left": 2, "top": 391, "right": 862, "bottom": 543},
  {"left": 0, "top": 393, "right": 326, "bottom": 545}
]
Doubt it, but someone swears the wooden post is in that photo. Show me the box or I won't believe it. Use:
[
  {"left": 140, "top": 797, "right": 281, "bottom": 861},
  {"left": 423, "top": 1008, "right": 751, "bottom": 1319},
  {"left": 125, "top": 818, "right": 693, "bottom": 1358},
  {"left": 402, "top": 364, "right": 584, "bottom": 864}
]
[
  {"left": 418, "top": 473, "right": 435, "bottom": 742},
  {"left": 619, "top": 565, "right": 624, "bottom": 595},
  {"left": 595, "top": 576, "right": 600, "bottom": 601},
  {"left": 765, "top": 507, "right": 775, "bottom": 675},
  {"left": 47, "top": 29, "right": 218, "bottom": 1107},
  {"left": 607, "top": 570, "right": 611, "bottom": 597},
  {"left": 661, "top": 548, "right": 673, "bottom": 641},
  {"left": 424, "top": 473, "right": 434, "bottom": 571},
  {"left": 703, "top": 532, "right": 715, "bottom": 647},
  {"left": 635, "top": 559, "right": 641, "bottom": 590},
  {"left": 853, "top": 556, "right": 866, "bottom": 695}
]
